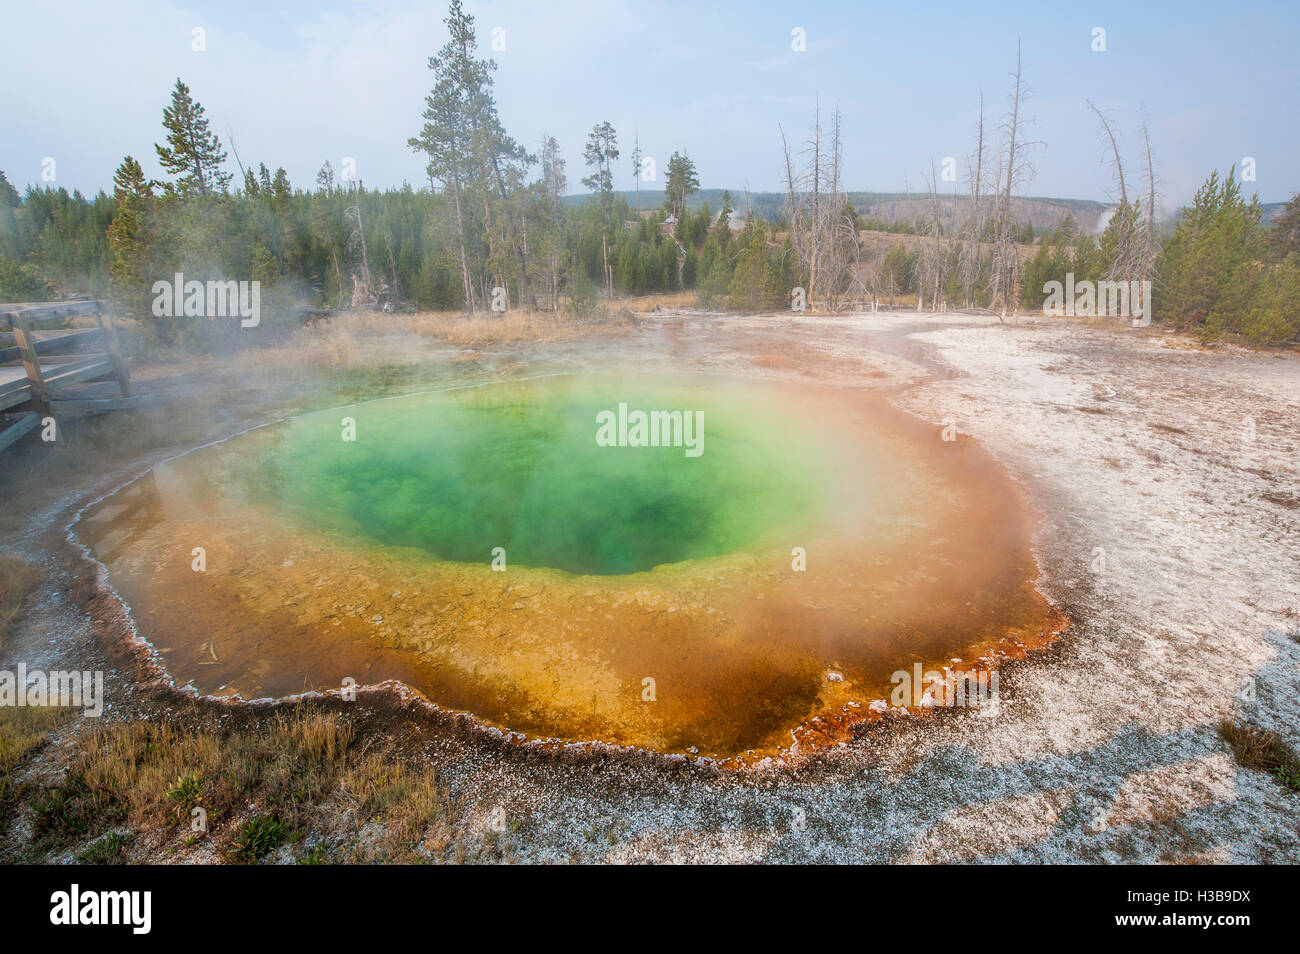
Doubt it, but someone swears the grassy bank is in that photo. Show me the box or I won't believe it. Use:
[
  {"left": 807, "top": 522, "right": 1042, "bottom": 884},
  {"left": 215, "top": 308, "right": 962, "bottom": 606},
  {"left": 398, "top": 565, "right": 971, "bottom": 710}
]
[{"left": 1, "top": 705, "right": 512, "bottom": 864}]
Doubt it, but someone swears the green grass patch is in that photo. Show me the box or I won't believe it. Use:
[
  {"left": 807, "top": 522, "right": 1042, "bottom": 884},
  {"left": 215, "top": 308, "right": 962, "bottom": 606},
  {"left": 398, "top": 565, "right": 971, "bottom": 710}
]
[{"left": 77, "top": 830, "right": 133, "bottom": 864}]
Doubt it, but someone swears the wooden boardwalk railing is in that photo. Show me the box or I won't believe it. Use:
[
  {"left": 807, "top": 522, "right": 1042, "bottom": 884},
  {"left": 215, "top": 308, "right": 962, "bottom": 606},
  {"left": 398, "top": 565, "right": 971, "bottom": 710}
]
[{"left": 0, "top": 299, "right": 134, "bottom": 452}]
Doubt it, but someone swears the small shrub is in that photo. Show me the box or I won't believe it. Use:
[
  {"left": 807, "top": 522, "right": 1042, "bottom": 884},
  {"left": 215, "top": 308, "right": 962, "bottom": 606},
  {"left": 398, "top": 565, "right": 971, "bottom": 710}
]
[
  {"left": 565, "top": 270, "right": 603, "bottom": 320},
  {"left": 228, "top": 814, "right": 288, "bottom": 863},
  {"left": 298, "top": 844, "right": 329, "bottom": 865},
  {"left": 165, "top": 771, "right": 202, "bottom": 815}
]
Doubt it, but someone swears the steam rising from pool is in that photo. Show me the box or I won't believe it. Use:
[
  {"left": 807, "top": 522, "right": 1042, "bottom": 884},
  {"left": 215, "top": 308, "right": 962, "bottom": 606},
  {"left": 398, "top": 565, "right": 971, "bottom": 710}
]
[{"left": 77, "top": 374, "right": 1059, "bottom": 760}]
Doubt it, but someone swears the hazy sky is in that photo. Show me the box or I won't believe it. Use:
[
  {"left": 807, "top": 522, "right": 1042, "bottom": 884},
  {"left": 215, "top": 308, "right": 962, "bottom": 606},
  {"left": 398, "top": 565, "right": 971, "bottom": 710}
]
[{"left": 2, "top": 0, "right": 1296, "bottom": 209}]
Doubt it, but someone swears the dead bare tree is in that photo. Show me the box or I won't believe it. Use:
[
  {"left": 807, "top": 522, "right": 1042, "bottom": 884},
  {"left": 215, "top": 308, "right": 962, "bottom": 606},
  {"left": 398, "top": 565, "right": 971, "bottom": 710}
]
[
  {"left": 779, "top": 123, "right": 804, "bottom": 284},
  {"left": 904, "top": 174, "right": 925, "bottom": 311},
  {"left": 817, "top": 108, "right": 859, "bottom": 311},
  {"left": 922, "top": 158, "right": 953, "bottom": 311},
  {"left": 1087, "top": 101, "right": 1162, "bottom": 300},
  {"left": 345, "top": 185, "right": 374, "bottom": 305},
  {"left": 959, "top": 92, "right": 986, "bottom": 308},
  {"left": 1141, "top": 114, "right": 1158, "bottom": 284},
  {"left": 781, "top": 102, "right": 853, "bottom": 312},
  {"left": 990, "top": 42, "right": 1037, "bottom": 322},
  {"left": 1088, "top": 99, "right": 1138, "bottom": 287},
  {"left": 810, "top": 99, "right": 821, "bottom": 309},
  {"left": 846, "top": 235, "right": 882, "bottom": 311},
  {"left": 823, "top": 109, "right": 842, "bottom": 309}
]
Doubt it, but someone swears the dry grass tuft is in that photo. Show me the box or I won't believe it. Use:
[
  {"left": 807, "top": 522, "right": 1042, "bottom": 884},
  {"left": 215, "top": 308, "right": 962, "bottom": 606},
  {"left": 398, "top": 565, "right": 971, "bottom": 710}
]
[
  {"left": 0, "top": 707, "right": 72, "bottom": 776},
  {"left": 1219, "top": 716, "right": 1300, "bottom": 792},
  {"left": 0, "top": 707, "right": 75, "bottom": 833},
  {"left": 409, "top": 310, "right": 585, "bottom": 347},
  {"left": 621, "top": 291, "right": 698, "bottom": 312},
  {"left": 282, "top": 708, "right": 353, "bottom": 763},
  {"left": 0, "top": 555, "right": 40, "bottom": 652}
]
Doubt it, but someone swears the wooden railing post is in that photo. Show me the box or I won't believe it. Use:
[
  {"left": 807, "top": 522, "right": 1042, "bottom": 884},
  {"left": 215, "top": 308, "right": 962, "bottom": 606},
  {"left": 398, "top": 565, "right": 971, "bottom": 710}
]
[
  {"left": 9, "top": 311, "right": 50, "bottom": 410},
  {"left": 94, "top": 300, "right": 132, "bottom": 397}
]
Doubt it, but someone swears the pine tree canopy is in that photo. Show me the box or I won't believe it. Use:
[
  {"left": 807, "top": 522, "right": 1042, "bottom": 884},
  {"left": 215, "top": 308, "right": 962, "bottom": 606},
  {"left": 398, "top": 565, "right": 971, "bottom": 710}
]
[{"left": 154, "top": 78, "right": 231, "bottom": 197}]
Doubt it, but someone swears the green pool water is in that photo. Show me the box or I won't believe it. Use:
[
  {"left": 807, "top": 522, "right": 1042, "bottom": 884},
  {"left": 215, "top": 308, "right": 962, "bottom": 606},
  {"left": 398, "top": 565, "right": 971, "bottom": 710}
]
[{"left": 245, "top": 375, "right": 831, "bottom": 575}]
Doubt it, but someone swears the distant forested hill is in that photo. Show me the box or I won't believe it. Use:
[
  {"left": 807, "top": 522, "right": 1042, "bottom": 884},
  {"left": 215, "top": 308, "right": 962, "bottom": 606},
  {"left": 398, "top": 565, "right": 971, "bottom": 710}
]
[{"left": 566, "top": 189, "right": 1112, "bottom": 232}]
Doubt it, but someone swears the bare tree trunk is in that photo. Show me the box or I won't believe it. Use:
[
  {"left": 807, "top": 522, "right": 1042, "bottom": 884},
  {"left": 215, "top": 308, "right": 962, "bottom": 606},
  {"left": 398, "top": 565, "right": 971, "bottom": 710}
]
[
  {"left": 779, "top": 125, "right": 804, "bottom": 301},
  {"left": 329, "top": 245, "right": 344, "bottom": 305},
  {"left": 490, "top": 153, "right": 536, "bottom": 311},
  {"left": 1142, "top": 116, "right": 1156, "bottom": 285},
  {"left": 983, "top": 45, "right": 1036, "bottom": 322},
  {"left": 477, "top": 188, "right": 510, "bottom": 309},
  {"left": 825, "top": 109, "right": 856, "bottom": 313},
  {"left": 1088, "top": 99, "right": 1134, "bottom": 286},
  {"left": 387, "top": 232, "right": 399, "bottom": 299},
  {"left": 346, "top": 191, "right": 374, "bottom": 299},
  {"left": 962, "top": 92, "right": 985, "bottom": 308},
  {"left": 927, "top": 158, "right": 947, "bottom": 311},
  {"left": 905, "top": 175, "right": 923, "bottom": 311},
  {"left": 809, "top": 99, "right": 821, "bottom": 312},
  {"left": 449, "top": 171, "right": 475, "bottom": 312},
  {"left": 601, "top": 233, "right": 611, "bottom": 299},
  {"left": 1000, "top": 44, "right": 1023, "bottom": 322}
]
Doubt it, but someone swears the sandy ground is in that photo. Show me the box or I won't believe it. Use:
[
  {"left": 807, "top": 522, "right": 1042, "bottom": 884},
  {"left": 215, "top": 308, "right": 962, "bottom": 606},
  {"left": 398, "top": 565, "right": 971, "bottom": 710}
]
[{"left": 3, "top": 308, "right": 1298, "bottom": 863}]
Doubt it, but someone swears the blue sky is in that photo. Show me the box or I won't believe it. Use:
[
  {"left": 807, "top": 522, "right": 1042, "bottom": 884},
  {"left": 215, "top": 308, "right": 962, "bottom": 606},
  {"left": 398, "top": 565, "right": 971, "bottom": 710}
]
[{"left": 2, "top": 0, "right": 1296, "bottom": 209}]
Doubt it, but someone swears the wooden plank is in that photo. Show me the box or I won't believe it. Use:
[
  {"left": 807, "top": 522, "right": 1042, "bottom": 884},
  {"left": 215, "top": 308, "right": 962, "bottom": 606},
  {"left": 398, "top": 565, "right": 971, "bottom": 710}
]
[
  {"left": 0, "top": 299, "right": 103, "bottom": 326},
  {"left": 49, "top": 396, "right": 141, "bottom": 414},
  {"left": 0, "top": 365, "right": 33, "bottom": 401},
  {"left": 0, "top": 411, "right": 39, "bottom": 453},
  {"left": 0, "top": 360, "right": 109, "bottom": 410},
  {"left": 43, "top": 356, "right": 114, "bottom": 393},
  {"left": 37, "top": 355, "right": 105, "bottom": 378},
  {"left": 0, "top": 387, "right": 33, "bottom": 413},
  {"left": 0, "top": 327, "right": 105, "bottom": 363}
]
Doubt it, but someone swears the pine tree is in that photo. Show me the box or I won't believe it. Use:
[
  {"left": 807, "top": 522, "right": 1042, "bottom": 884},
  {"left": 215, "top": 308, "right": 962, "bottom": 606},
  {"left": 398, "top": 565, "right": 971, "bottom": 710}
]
[
  {"left": 155, "top": 78, "right": 231, "bottom": 197},
  {"left": 410, "top": 0, "right": 535, "bottom": 311},
  {"left": 582, "top": 121, "right": 619, "bottom": 202},
  {"left": 582, "top": 121, "right": 619, "bottom": 297},
  {"left": 537, "top": 135, "right": 567, "bottom": 310},
  {"left": 107, "top": 156, "right": 156, "bottom": 316},
  {"left": 0, "top": 169, "right": 54, "bottom": 301},
  {"left": 316, "top": 161, "right": 335, "bottom": 193},
  {"left": 1156, "top": 168, "right": 1260, "bottom": 333},
  {"left": 0, "top": 170, "right": 21, "bottom": 258},
  {"left": 271, "top": 168, "right": 291, "bottom": 204},
  {"left": 1268, "top": 192, "right": 1300, "bottom": 262},
  {"left": 715, "top": 190, "right": 733, "bottom": 249},
  {"left": 1021, "top": 240, "right": 1052, "bottom": 308},
  {"left": 409, "top": 2, "right": 480, "bottom": 310},
  {"left": 1144, "top": 165, "right": 1294, "bottom": 343},
  {"left": 663, "top": 152, "right": 699, "bottom": 222},
  {"left": 631, "top": 135, "right": 643, "bottom": 208},
  {"left": 728, "top": 221, "right": 781, "bottom": 310}
]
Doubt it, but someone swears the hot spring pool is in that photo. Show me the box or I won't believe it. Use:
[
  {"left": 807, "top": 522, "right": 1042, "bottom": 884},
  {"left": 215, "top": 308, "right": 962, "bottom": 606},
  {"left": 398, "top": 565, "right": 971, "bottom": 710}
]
[{"left": 76, "top": 374, "right": 1060, "bottom": 760}]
